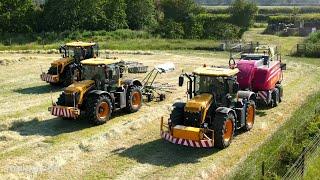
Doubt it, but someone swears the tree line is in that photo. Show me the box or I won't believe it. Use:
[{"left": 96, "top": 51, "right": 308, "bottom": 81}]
[
  {"left": 196, "top": 0, "right": 320, "bottom": 6},
  {"left": 0, "top": 0, "right": 257, "bottom": 40}
]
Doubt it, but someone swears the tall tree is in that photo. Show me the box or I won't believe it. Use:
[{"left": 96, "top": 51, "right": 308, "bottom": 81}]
[
  {"left": 229, "top": 0, "right": 258, "bottom": 30},
  {"left": 126, "top": 0, "right": 156, "bottom": 30},
  {"left": 160, "top": 0, "right": 202, "bottom": 22},
  {"left": 103, "top": 0, "right": 128, "bottom": 31},
  {"left": 0, "top": 0, "right": 36, "bottom": 33}
]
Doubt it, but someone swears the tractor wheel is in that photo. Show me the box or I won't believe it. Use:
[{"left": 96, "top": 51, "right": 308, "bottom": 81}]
[
  {"left": 86, "top": 95, "right": 112, "bottom": 125},
  {"left": 213, "top": 112, "right": 235, "bottom": 149},
  {"left": 244, "top": 100, "right": 256, "bottom": 131},
  {"left": 126, "top": 86, "right": 142, "bottom": 113},
  {"left": 169, "top": 102, "right": 185, "bottom": 127},
  {"left": 61, "top": 67, "right": 77, "bottom": 87},
  {"left": 159, "top": 94, "right": 166, "bottom": 101},
  {"left": 271, "top": 89, "right": 280, "bottom": 108}
]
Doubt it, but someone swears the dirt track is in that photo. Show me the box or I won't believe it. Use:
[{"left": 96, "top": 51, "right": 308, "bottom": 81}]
[{"left": 0, "top": 51, "right": 319, "bottom": 179}]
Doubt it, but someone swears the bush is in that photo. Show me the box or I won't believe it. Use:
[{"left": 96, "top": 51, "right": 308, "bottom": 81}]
[
  {"left": 203, "top": 23, "right": 241, "bottom": 40},
  {"left": 268, "top": 13, "right": 320, "bottom": 24},
  {"left": 230, "top": 0, "right": 258, "bottom": 30},
  {"left": 157, "top": 20, "right": 185, "bottom": 39}
]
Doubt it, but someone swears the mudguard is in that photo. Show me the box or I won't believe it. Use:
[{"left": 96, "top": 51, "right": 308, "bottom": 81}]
[
  {"left": 215, "top": 107, "right": 237, "bottom": 119},
  {"left": 88, "top": 90, "right": 114, "bottom": 102},
  {"left": 237, "top": 91, "right": 256, "bottom": 101}
]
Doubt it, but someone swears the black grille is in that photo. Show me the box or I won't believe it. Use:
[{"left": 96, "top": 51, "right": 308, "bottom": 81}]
[
  {"left": 184, "top": 111, "right": 201, "bottom": 127},
  {"left": 64, "top": 93, "right": 79, "bottom": 107}
]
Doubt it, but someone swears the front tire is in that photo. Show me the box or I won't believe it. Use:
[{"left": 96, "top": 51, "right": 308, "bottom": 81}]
[
  {"left": 126, "top": 86, "right": 142, "bottom": 113},
  {"left": 86, "top": 95, "right": 112, "bottom": 125},
  {"left": 169, "top": 102, "right": 185, "bottom": 128},
  {"left": 213, "top": 112, "right": 235, "bottom": 149}
]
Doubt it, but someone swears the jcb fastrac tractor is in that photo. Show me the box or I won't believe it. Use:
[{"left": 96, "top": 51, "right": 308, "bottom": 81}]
[
  {"left": 41, "top": 41, "right": 99, "bottom": 87},
  {"left": 160, "top": 66, "right": 256, "bottom": 149},
  {"left": 49, "top": 58, "right": 143, "bottom": 125}
]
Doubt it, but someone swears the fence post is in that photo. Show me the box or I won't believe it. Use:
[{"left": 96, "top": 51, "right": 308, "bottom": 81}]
[{"left": 262, "top": 161, "right": 265, "bottom": 177}]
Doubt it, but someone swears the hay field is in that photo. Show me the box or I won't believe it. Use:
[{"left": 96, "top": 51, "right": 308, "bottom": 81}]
[{"left": 0, "top": 48, "right": 319, "bottom": 179}]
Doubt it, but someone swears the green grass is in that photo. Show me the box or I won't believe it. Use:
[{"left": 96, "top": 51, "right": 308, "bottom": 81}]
[
  {"left": 242, "top": 28, "right": 304, "bottom": 55},
  {"left": 0, "top": 38, "right": 220, "bottom": 51},
  {"left": 305, "top": 148, "right": 320, "bottom": 179},
  {"left": 229, "top": 92, "right": 320, "bottom": 179}
]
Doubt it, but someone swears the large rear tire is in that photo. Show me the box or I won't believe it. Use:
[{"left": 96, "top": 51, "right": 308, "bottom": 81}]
[
  {"left": 126, "top": 86, "right": 142, "bottom": 113},
  {"left": 244, "top": 100, "right": 256, "bottom": 131},
  {"left": 213, "top": 112, "right": 235, "bottom": 149},
  {"left": 86, "top": 95, "right": 112, "bottom": 125}
]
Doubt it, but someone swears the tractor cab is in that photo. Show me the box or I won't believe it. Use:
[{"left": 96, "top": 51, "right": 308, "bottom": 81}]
[
  {"left": 180, "top": 66, "right": 240, "bottom": 107},
  {"left": 81, "top": 58, "right": 125, "bottom": 92},
  {"left": 60, "top": 42, "right": 99, "bottom": 62}
]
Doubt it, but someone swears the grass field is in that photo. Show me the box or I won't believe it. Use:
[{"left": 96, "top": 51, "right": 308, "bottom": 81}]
[{"left": 0, "top": 29, "right": 319, "bottom": 179}]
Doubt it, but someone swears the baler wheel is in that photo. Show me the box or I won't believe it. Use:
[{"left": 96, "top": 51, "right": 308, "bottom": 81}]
[{"left": 271, "top": 89, "right": 280, "bottom": 107}]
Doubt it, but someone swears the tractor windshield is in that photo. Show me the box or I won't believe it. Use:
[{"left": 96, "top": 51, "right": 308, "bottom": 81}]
[
  {"left": 195, "top": 75, "right": 225, "bottom": 95},
  {"left": 66, "top": 46, "right": 82, "bottom": 60},
  {"left": 83, "top": 65, "right": 106, "bottom": 81}
]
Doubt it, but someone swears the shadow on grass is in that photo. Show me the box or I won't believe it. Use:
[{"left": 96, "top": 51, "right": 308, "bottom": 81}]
[
  {"left": 13, "top": 84, "right": 62, "bottom": 95},
  {"left": 118, "top": 139, "right": 218, "bottom": 167},
  {"left": 9, "top": 117, "right": 92, "bottom": 136},
  {"left": 256, "top": 110, "right": 267, "bottom": 117}
]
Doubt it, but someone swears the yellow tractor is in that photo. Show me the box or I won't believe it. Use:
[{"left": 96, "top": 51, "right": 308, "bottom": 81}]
[
  {"left": 161, "top": 66, "right": 256, "bottom": 149},
  {"left": 49, "top": 58, "right": 143, "bottom": 125},
  {"left": 40, "top": 41, "right": 99, "bottom": 86}
]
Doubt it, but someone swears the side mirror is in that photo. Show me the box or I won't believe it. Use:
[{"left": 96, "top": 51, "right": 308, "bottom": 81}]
[
  {"left": 179, "top": 76, "right": 184, "bottom": 87},
  {"left": 59, "top": 47, "right": 62, "bottom": 54}
]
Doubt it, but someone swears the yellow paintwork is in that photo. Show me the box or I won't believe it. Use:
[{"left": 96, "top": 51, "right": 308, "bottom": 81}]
[
  {"left": 185, "top": 93, "right": 213, "bottom": 113},
  {"left": 184, "top": 93, "right": 213, "bottom": 123},
  {"left": 51, "top": 57, "right": 73, "bottom": 66},
  {"left": 81, "top": 58, "right": 120, "bottom": 66},
  {"left": 65, "top": 41, "right": 96, "bottom": 47},
  {"left": 50, "top": 57, "right": 73, "bottom": 74},
  {"left": 193, "top": 67, "right": 239, "bottom": 77},
  {"left": 172, "top": 125, "right": 203, "bottom": 141},
  {"left": 64, "top": 80, "right": 95, "bottom": 105}
]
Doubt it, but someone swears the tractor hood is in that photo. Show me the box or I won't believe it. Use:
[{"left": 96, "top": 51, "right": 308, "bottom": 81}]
[
  {"left": 184, "top": 93, "right": 213, "bottom": 113},
  {"left": 51, "top": 57, "right": 73, "bottom": 66},
  {"left": 64, "top": 80, "right": 95, "bottom": 94}
]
